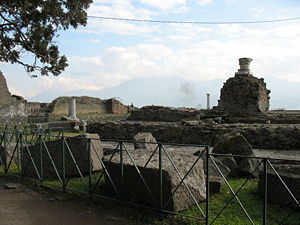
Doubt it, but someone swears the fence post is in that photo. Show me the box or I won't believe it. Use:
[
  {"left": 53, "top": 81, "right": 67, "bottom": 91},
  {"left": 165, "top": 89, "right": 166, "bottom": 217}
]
[
  {"left": 158, "top": 143, "right": 163, "bottom": 210},
  {"left": 62, "top": 135, "right": 66, "bottom": 191},
  {"left": 120, "top": 141, "right": 124, "bottom": 199},
  {"left": 263, "top": 158, "right": 268, "bottom": 225},
  {"left": 39, "top": 134, "right": 43, "bottom": 182},
  {"left": 205, "top": 146, "right": 210, "bottom": 225},
  {"left": 3, "top": 130, "right": 7, "bottom": 173},
  {"left": 20, "top": 130, "right": 24, "bottom": 180},
  {"left": 16, "top": 129, "right": 20, "bottom": 168},
  {"left": 88, "top": 138, "right": 92, "bottom": 194}
]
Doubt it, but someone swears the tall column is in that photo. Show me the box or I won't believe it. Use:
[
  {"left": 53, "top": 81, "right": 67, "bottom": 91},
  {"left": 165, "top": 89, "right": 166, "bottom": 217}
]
[
  {"left": 68, "top": 99, "right": 76, "bottom": 119},
  {"left": 206, "top": 93, "right": 210, "bottom": 110}
]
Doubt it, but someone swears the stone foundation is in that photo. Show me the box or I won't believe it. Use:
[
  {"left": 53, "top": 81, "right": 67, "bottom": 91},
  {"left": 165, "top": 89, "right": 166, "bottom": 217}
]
[
  {"left": 88, "top": 121, "right": 300, "bottom": 150},
  {"left": 128, "top": 106, "right": 201, "bottom": 122}
]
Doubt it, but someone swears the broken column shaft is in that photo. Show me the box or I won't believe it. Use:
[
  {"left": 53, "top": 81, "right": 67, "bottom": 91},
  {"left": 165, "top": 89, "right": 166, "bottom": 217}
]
[{"left": 68, "top": 99, "right": 77, "bottom": 119}]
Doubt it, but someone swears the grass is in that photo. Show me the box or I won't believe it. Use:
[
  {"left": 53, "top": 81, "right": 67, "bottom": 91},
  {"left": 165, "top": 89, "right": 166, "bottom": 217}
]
[
  {"left": 176, "top": 178, "right": 300, "bottom": 225},
  {"left": 1, "top": 164, "right": 300, "bottom": 225},
  {"left": 1, "top": 146, "right": 300, "bottom": 225}
]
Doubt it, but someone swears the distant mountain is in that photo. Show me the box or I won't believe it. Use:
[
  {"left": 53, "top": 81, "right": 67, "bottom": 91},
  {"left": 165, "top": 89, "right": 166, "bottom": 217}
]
[{"left": 28, "top": 76, "right": 300, "bottom": 109}]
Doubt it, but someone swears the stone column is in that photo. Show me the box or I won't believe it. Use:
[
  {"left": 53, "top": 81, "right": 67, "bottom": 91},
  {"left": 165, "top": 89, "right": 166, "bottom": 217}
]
[
  {"left": 68, "top": 99, "right": 76, "bottom": 119},
  {"left": 235, "top": 57, "right": 253, "bottom": 76},
  {"left": 206, "top": 93, "right": 210, "bottom": 109}
]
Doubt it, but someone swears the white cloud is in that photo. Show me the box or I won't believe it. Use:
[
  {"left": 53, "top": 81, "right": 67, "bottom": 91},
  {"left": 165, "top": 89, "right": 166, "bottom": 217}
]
[
  {"left": 71, "top": 23, "right": 300, "bottom": 85},
  {"left": 70, "top": 56, "right": 103, "bottom": 66},
  {"left": 138, "top": 0, "right": 187, "bottom": 10},
  {"left": 196, "top": 0, "right": 213, "bottom": 6},
  {"left": 168, "top": 35, "right": 193, "bottom": 41},
  {"left": 5, "top": 9, "right": 300, "bottom": 102},
  {"left": 8, "top": 87, "right": 25, "bottom": 97},
  {"left": 249, "top": 6, "right": 265, "bottom": 17},
  {"left": 36, "top": 76, "right": 102, "bottom": 93},
  {"left": 85, "top": 0, "right": 158, "bottom": 35},
  {"left": 84, "top": 19, "right": 157, "bottom": 35}
]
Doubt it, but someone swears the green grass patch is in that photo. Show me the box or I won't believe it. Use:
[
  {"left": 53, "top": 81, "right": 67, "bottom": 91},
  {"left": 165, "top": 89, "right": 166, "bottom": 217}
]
[
  {"left": 31, "top": 176, "right": 300, "bottom": 225},
  {"left": 165, "top": 178, "right": 300, "bottom": 225},
  {"left": 43, "top": 172, "right": 107, "bottom": 194},
  {"left": 1, "top": 166, "right": 299, "bottom": 225}
]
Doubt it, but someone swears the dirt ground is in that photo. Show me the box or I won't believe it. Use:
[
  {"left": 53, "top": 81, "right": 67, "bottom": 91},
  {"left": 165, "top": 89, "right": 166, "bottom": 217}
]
[{"left": 0, "top": 177, "right": 153, "bottom": 225}]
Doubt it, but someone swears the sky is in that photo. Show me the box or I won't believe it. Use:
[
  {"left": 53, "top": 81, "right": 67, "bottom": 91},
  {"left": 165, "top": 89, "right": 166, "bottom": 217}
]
[{"left": 1, "top": 0, "right": 300, "bottom": 108}]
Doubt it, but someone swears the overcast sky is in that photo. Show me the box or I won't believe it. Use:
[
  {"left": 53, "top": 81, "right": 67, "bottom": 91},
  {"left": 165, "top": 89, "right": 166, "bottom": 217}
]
[{"left": 1, "top": 0, "right": 300, "bottom": 105}]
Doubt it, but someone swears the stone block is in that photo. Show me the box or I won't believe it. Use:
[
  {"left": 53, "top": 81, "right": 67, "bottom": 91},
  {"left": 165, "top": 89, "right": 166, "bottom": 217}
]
[
  {"left": 213, "top": 132, "right": 262, "bottom": 177},
  {"left": 104, "top": 149, "right": 206, "bottom": 212},
  {"left": 133, "top": 132, "right": 157, "bottom": 150},
  {"left": 48, "top": 121, "right": 77, "bottom": 131},
  {"left": 193, "top": 150, "right": 231, "bottom": 179},
  {"left": 215, "top": 153, "right": 240, "bottom": 177},
  {"left": 0, "top": 143, "right": 19, "bottom": 166},
  {"left": 22, "top": 133, "right": 103, "bottom": 179},
  {"left": 258, "top": 165, "right": 300, "bottom": 208}
]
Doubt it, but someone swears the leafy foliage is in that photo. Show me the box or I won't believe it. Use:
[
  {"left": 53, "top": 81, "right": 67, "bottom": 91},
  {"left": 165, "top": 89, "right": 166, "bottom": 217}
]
[{"left": 0, "top": 0, "right": 93, "bottom": 76}]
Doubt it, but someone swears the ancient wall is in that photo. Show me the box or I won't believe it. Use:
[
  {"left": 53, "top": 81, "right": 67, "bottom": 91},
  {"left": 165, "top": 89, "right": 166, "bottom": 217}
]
[
  {"left": 0, "top": 101, "right": 27, "bottom": 117},
  {"left": 49, "top": 96, "right": 107, "bottom": 115},
  {"left": 128, "top": 106, "right": 200, "bottom": 122},
  {"left": 0, "top": 72, "right": 129, "bottom": 118},
  {"left": 106, "top": 98, "right": 129, "bottom": 114},
  {"left": 0, "top": 71, "right": 28, "bottom": 116},
  {"left": 0, "top": 71, "right": 14, "bottom": 105},
  {"left": 24, "top": 102, "right": 50, "bottom": 116},
  {"left": 49, "top": 96, "right": 128, "bottom": 116},
  {"left": 87, "top": 121, "right": 300, "bottom": 150},
  {"left": 218, "top": 58, "right": 270, "bottom": 115}
]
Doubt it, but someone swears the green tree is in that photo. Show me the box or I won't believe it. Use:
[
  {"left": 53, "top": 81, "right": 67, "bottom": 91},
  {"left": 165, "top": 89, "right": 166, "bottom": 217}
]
[{"left": 0, "top": 0, "right": 93, "bottom": 76}]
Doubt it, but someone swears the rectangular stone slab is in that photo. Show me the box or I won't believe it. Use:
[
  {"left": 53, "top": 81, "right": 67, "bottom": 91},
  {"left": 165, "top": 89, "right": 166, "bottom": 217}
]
[{"left": 104, "top": 149, "right": 206, "bottom": 212}]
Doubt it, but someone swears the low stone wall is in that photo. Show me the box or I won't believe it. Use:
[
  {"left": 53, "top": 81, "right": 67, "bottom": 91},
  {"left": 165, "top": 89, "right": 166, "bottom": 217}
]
[
  {"left": 128, "top": 106, "right": 201, "bottom": 122},
  {"left": 87, "top": 122, "right": 300, "bottom": 150},
  {"left": 221, "top": 113, "right": 300, "bottom": 124}
]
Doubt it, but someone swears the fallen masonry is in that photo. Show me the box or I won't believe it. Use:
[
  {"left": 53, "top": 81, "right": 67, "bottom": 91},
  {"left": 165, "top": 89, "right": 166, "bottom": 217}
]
[
  {"left": 258, "top": 164, "right": 300, "bottom": 208},
  {"left": 22, "top": 133, "right": 103, "bottom": 179},
  {"left": 133, "top": 132, "right": 157, "bottom": 150},
  {"left": 212, "top": 132, "right": 262, "bottom": 177},
  {"left": 103, "top": 148, "right": 206, "bottom": 212}
]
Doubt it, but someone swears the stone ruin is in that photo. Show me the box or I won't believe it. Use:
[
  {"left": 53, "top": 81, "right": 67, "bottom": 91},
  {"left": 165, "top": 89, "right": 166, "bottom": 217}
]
[
  {"left": 0, "top": 71, "right": 129, "bottom": 118},
  {"left": 49, "top": 96, "right": 128, "bottom": 116},
  {"left": 2, "top": 58, "right": 300, "bottom": 212},
  {"left": 22, "top": 133, "right": 103, "bottom": 179},
  {"left": 0, "top": 71, "right": 44, "bottom": 117},
  {"left": 218, "top": 58, "right": 270, "bottom": 115}
]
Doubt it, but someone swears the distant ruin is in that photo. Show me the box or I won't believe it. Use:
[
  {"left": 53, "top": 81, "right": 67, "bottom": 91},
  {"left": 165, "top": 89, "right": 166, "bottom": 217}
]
[
  {"left": 218, "top": 58, "right": 270, "bottom": 115},
  {"left": 0, "top": 71, "right": 128, "bottom": 118},
  {"left": 49, "top": 96, "right": 128, "bottom": 116}
]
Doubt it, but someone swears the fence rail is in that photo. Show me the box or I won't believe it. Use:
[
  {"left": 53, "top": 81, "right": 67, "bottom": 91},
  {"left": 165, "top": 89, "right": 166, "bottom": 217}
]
[{"left": 0, "top": 130, "right": 299, "bottom": 224}]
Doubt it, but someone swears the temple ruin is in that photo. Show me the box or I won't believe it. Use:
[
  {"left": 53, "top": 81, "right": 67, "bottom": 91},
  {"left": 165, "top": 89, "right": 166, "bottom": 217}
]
[{"left": 218, "top": 58, "right": 270, "bottom": 115}]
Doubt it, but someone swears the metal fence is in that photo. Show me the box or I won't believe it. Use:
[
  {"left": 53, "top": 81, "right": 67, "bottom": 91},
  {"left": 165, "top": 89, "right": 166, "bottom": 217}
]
[{"left": 0, "top": 128, "right": 299, "bottom": 224}]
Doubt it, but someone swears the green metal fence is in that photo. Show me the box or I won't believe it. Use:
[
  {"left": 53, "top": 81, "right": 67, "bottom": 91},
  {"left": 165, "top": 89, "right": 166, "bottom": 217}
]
[{"left": 0, "top": 128, "right": 299, "bottom": 224}]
